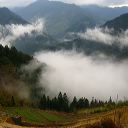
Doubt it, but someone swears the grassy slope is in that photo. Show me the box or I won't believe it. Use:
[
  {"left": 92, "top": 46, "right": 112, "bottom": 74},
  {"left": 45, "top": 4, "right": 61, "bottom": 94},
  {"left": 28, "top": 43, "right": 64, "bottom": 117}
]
[
  {"left": 77, "top": 106, "right": 111, "bottom": 115},
  {"left": 5, "top": 107, "right": 70, "bottom": 124},
  {"left": 2, "top": 107, "right": 128, "bottom": 127}
]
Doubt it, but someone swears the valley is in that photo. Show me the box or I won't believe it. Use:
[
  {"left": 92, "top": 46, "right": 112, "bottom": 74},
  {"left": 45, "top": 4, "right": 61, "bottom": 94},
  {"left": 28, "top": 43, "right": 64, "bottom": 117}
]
[{"left": 0, "top": 0, "right": 128, "bottom": 128}]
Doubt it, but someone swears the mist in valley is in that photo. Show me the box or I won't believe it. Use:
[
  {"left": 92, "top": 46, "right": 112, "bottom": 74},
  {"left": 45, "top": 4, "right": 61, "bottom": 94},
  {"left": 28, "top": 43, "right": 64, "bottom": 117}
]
[
  {"left": 0, "top": 18, "right": 44, "bottom": 46},
  {"left": 0, "top": 19, "right": 128, "bottom": 101},
  {"left": 78, "top": 27, "right": 128, "bottom": 47},
  {"left": 35, "top": 50, "right": 128, "bottom": 101}
]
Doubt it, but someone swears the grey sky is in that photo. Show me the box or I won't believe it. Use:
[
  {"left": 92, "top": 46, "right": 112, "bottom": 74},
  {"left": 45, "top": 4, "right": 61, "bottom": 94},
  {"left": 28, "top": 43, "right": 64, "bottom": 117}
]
[
  {"left": 0, "top": 0, "right": 128, "bottom": 7},
  {"left": 0, "top": 0, "right": 36, "bottom": 7}
]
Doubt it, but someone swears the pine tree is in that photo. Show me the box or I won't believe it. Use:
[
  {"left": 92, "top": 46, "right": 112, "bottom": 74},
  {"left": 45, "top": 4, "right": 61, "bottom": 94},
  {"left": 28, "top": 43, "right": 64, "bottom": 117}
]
[
  {"left": 39, "top": 94, "right": 47, "bottom": 109},
  {"left": 63, "top": 93, "right": 69, "bottom": 112},
  {"left": 57, "top": 92, "right": 63, "bottom": 111},
  {"left": 84, "top": 98, "right": 89, "bottom": 108},
  {"left": 11, "top": 96, "right": 15, "bottom": 106},
  {"left": 70, "top": 96, "right": 77, "bottom": 112},
  {"left": 109, "top": 97, "right": 112, "bottom": 104},
  {"left": 46, "top": 96, "right": 50, "bottom": 109},
  {"left": 90, "top": 97, "right": 95, "bottom": 107},
  {"left": 51, "top": 97, "right": 58, "bottom": 110}
]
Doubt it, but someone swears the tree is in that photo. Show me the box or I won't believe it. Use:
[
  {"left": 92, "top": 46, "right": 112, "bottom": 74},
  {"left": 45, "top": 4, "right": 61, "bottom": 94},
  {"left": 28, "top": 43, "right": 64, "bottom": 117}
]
[
  {"left": 57, "top": 92, "right": 63, "bottom": 111},
  {"left": 63, "top": 93, "right": 69, "bottom": 112},
  {"left": 84, "top": 98, "right": 89, "bottom": 108},
  {"left": 39, "top": 94, "right": 47, "bottom": 109},
  {"left": 51, "top": 97, "right": 58, "bottom": 110},
  {"left": 11, "top": 96, "right": 15, "bottom": 106},
  {"left": 46, "top": 96, "right": 50, "bottom": 109},
  {"left": 109, "top": 97, "right": 112, "bottom": 104},
  {"left": 70, "top": 96, "right": 77, "bottom": 112},
  {"left": 90, "top": 97, "right": 95, "bottom": 107}
]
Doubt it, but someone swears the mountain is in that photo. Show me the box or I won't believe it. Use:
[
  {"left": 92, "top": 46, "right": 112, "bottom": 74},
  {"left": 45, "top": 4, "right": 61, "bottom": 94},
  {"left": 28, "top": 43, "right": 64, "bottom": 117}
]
[
  {"left": 0, "top": 7, "right": 57, "bottom": 55},
  {"left": 13, "top": 0, "right": 96, "bottom": 38},
  {"left": 13, "top": 33, "right": 58, "bottom": 54},
  {"left": 103, "top": 13, "right": 128, "bottom": 31},
  {"left": 51, "top": 38, "right": 128, "bottom": 59},
  {"left": 0, "top": 7, "right": 28, "bottom": 25},
  {"left": 81, "top": 5, "right": 128, "bottom": 25}
]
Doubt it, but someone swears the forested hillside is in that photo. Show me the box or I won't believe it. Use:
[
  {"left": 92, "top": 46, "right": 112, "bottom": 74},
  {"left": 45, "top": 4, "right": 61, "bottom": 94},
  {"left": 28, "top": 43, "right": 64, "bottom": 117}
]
[
  {"left": 0, "top": 45, "right": 32, "bottom": 66},
  {"left": 0, "top": 45, "right": 43, "bottom": 107},
  {"left": 103, "top": 13, "right": 128, "bottom": 31}
]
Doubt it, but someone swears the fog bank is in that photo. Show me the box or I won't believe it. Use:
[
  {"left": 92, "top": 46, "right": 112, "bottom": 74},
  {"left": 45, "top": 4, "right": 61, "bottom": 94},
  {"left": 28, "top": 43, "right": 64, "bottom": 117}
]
[
  {"left": 0, "top": 18, "right": 44, "bottom": 46},
  {"left": 35, "top": 50, "right": 128, "bottom": 100},
  {"left": 78, "top": 27, "right": 128, "bottom": 47}
]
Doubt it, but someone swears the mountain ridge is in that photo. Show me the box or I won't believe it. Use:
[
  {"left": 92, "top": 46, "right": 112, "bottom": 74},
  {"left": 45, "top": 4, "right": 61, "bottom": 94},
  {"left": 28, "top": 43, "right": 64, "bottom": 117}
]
[
  {"left": 103, "top": 13, "right": 128, "bottom": 31},
  {"left": 0, "top": 7, "right": 28, "bottom": 25},
  {"left": 13, "top": 0, "right": 96, "bottom": 38}
]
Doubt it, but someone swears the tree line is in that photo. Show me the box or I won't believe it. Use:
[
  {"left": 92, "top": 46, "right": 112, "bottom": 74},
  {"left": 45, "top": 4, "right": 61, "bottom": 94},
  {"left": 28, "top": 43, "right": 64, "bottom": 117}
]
[
  {"left": 38, "top": 92, "right": 116, "bottom": 112},
  {"left": 0, "top": 45, "right": 32, "bottom": 66},
  {"left": 5, "top": 92, "right": 128, "bottom": 113}
]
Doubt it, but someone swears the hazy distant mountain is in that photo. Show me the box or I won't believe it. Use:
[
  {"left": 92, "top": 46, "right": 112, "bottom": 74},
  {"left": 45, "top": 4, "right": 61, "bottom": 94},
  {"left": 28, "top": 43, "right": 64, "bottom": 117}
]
[
  {"left": 13, "top": 33, "right": 58, "bottom": 54},
  {"left": 81, "top": 5, "right": 128, "bottom": 25},
  {"left": 13, "top": 0, "right": 96, "bottom": 38},
  {"left": 0, "top": 7, "right": 57, "bottom": 55},
  {"left": 0, "top": 7, "right": 28, "bottom": 25},
  {"left": 52, "top": 38, "right": 128, "bottom": 59},
  {"left": 103, "top": 13, "right": 128, "bottom": 31}
]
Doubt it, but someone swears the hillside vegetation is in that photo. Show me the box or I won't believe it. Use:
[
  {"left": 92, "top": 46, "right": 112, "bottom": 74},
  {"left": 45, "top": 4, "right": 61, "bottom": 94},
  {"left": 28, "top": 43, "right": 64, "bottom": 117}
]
[{"left": 103, "top": 13, "right": 128, "bottom": 31}]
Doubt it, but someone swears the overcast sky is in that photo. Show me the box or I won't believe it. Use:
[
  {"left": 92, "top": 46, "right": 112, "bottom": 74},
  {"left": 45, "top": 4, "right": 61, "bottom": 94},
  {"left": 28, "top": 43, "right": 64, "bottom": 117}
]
[{"left": 0, "top": 0, "right": 128, "bottom": 7}]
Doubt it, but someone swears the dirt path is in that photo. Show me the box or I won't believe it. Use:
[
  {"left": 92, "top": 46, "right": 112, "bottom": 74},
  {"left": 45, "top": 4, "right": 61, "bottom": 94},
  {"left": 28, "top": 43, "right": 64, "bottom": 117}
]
[{"left": 58, "top": 111, "right": 114, "bottom": 128}]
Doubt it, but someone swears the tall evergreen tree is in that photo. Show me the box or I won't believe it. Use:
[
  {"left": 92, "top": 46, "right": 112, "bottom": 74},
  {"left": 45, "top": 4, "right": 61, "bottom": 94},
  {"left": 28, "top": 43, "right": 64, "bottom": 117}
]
[
  {"left": 11, "top": 96, "right": 15, "bottom": 106},
  {"left": 39, "top": 94, "right": 47, "bottom": 109},
  {"left": 70, "top": 96, "right": 77, "bottom": 112},
  {"left": 57, "top": 92, "right": 63, "bottom": 111},
  {"left": 63, "top": 93, "right": 69, "bottom": 112},
  {"left": 84, "top": 98, "right": 89, "bottom": 108}
]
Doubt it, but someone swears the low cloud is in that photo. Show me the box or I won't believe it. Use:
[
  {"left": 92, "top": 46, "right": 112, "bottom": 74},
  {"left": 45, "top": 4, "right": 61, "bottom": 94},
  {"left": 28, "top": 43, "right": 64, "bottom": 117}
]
[
  {"left": 78, "top": 27, "right": 128, "bottom": 47},
  {"left": 35, "top": 50, "right": 128, "bottom": 101},
  {"left": 50, "top": 0, "right": 128, "bottom": 6},
  {"left": 0, "top": 0, "right": 128, "bottom": 7},
  {"left": 0, "top": 18, "right": 44, "bottom": 46}
]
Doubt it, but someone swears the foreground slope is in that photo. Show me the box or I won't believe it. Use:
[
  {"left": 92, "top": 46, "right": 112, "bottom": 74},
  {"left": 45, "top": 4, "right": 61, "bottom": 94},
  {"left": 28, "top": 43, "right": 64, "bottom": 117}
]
[{"left": 0, "top": 107, "right": 128, "bottom": 128}]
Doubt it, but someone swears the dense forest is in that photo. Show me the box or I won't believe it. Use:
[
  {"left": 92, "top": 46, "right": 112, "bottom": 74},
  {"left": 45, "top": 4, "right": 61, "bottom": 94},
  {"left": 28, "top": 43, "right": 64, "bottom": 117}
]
[{"left": 0, "top": 45, "right": 32, "bottom": 66}]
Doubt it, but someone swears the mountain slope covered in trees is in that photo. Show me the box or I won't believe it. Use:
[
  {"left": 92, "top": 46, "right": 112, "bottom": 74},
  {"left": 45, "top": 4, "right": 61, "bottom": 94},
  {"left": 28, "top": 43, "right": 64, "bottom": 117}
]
[
  {"left": 0, "top": 45, "right": 32, "bottom": 66},
  {"left": 103, "top": 13, "right": 128, "bottom": 31},
  {"left": 0, "top": 45, "right": 43, "bottom": 106},
  {"left": 51, "top": 38, "right": 128, "bottom": 59}
]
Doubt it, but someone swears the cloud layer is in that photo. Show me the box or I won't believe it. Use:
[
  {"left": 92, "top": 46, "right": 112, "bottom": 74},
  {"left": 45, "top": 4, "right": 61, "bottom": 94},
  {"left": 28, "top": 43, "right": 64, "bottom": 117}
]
[
  {"left": 0, "top": 0, "right": 36, "bottom": 7},
  {"left": 0, "top": 18, "right": 44, "bottom": 46},
  {"left": 78, "top": 27, "right": 128, "bottom": 47},
  {"left": 53, "top": 0, "right": 128, "bottom": 6},
  {"left": 0, "top": 0, "right": 128, "bottom": 7},
  {"left": 35, "top": 50, "right": 128, "bottom": 101}
]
